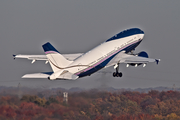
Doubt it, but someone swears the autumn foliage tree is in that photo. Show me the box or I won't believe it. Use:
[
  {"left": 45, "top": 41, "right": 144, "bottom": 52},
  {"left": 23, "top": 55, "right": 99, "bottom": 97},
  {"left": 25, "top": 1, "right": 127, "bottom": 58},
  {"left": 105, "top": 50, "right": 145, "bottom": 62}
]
[{"left": 1, "top": 89, "right": 180, "bottom": 119}]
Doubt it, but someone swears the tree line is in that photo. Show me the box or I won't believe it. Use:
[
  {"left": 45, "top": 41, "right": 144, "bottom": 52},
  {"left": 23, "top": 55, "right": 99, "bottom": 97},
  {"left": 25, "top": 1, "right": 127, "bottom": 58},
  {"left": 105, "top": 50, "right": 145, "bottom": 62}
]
[{"left": 1, "top": 90, "right": 180, "bottom": 120}]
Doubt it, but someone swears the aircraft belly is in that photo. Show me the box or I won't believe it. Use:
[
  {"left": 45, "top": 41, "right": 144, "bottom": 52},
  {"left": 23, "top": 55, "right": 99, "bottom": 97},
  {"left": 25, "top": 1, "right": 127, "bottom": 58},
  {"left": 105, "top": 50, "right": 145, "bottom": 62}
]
[{"left": 78, "top": 53, "right": 118, "bottom": 77}]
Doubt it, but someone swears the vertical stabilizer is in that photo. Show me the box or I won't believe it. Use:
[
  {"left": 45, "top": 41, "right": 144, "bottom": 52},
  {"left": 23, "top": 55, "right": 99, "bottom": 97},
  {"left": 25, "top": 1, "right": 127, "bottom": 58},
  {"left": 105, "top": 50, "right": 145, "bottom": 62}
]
[{"left": 42, "top": 42, "right": 72, "bottom": 72}]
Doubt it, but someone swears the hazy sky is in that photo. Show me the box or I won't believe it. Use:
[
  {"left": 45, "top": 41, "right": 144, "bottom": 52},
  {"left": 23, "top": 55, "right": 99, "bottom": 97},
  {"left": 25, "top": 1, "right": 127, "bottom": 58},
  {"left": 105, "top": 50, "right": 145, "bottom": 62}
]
[{"left": 1, "top": 0, "right": 180, "bottom": 89}]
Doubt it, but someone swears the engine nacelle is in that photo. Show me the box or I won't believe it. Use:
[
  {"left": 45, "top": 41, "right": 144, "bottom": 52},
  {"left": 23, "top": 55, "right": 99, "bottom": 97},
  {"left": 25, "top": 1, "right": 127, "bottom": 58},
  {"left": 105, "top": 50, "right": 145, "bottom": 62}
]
[
  {"left": 137, "top": 51, "right": 148, "bottom": 58},
  {"left": 127, "top": 51, "right": 148, "bottom": 67}
]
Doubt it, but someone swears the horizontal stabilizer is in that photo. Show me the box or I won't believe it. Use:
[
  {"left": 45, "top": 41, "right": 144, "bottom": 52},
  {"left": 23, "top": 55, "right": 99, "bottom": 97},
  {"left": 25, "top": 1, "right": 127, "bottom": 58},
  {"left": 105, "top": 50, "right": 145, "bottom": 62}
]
[{"left": 22, "top": 72, "right": 53, "bottom": 79}]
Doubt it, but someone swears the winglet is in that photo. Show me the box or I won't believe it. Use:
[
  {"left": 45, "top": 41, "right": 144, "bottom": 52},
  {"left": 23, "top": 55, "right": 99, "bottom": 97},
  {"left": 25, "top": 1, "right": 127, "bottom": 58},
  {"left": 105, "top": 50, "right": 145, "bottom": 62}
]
[
  {"left": 13, "top": 54, "right": 16, "bottom": 59},
  {"left": 155, "top": 59, "right": 161, "bottom": 64}
]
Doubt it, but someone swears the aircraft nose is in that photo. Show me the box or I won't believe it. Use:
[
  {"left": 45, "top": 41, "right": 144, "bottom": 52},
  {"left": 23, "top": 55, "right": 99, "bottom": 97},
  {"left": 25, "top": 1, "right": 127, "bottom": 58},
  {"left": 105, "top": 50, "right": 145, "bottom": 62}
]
[
  {"left": 139, "top": 33, "right": 144, "bottom": 40},
  {"left": 137, "top": 29, "right": 144, "bottom": 40}
]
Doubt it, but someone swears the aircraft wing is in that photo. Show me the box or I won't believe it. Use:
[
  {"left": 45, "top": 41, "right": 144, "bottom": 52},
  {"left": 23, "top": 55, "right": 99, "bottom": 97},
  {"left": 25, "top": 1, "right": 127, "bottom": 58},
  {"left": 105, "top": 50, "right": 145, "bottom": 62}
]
[
  {"left": 106, "top": 51, "right": 160, "bottom": 68},
  {"left": 13, "top": 53, "right": 83, "bottom": 63}
]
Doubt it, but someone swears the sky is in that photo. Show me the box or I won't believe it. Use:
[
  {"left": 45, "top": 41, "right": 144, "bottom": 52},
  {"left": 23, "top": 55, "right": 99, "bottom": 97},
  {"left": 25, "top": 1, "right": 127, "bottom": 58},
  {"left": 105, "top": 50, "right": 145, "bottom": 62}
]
[{"left": 0, "top": 0, "right": 180, "bottom": 89}]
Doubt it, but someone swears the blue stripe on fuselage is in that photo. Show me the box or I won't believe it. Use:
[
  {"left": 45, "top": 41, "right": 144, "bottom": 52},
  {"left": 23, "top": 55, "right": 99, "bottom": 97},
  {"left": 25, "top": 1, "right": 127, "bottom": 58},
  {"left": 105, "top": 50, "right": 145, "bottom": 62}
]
[{"left": 78, "top": 40, "right": 142, "bottom": 77}]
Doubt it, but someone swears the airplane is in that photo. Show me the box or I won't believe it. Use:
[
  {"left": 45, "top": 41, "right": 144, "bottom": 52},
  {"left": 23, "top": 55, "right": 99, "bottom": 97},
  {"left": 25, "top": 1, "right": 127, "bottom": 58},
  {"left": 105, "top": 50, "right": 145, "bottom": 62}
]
[{"left": 13, "top": 28, "right": 160, "bottom": 80}]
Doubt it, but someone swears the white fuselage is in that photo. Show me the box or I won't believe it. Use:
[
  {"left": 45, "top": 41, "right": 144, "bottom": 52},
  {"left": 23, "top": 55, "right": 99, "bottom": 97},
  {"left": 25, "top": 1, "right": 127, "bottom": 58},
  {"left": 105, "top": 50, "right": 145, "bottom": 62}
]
[{"left": 66, "top": 34, "right": 144, "bottom": 76}]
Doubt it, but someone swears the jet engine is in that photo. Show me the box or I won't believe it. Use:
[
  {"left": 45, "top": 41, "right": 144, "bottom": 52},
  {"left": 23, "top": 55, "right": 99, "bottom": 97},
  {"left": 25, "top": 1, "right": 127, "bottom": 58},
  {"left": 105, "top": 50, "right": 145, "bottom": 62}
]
[
  {"left": 127, "top": 51, "right": 148, "bottom": 67},
  {"left": 137, "top": 51, "right": 148, "bottom": 58}
]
